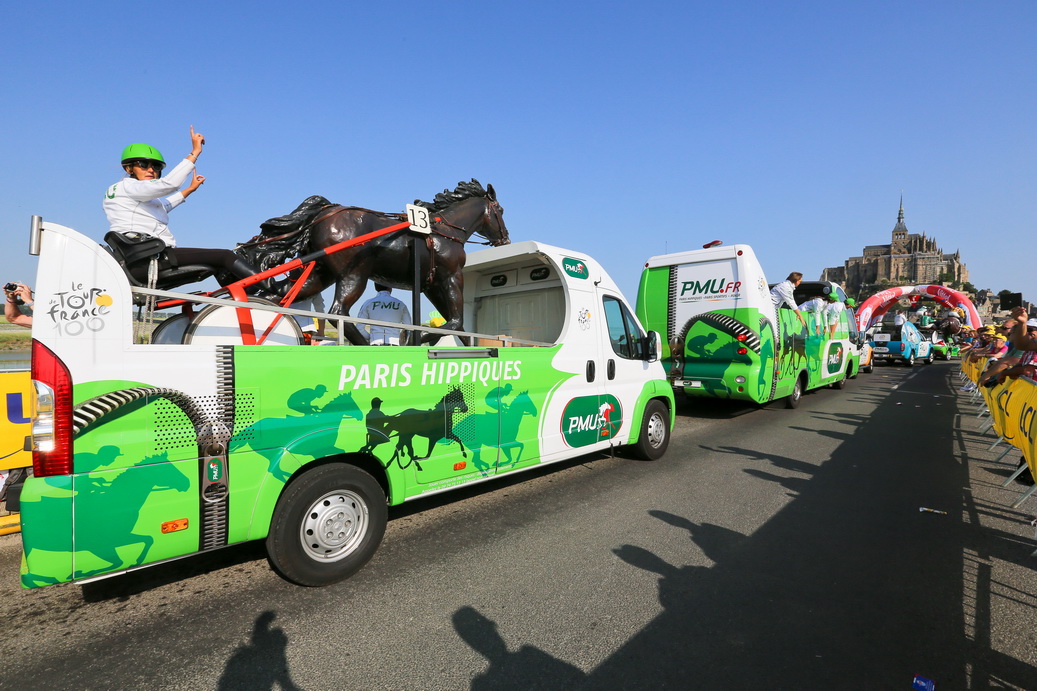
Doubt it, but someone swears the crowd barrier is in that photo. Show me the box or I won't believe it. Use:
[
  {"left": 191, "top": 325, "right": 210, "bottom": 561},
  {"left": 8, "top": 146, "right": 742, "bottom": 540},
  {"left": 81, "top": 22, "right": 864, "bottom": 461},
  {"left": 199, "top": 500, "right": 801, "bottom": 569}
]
[
  {"left": 961, "top": 356, "right": 1037, "bottom": 508},
  {"left": 0, "top": 371, "right": 32, "bottom": 535}
]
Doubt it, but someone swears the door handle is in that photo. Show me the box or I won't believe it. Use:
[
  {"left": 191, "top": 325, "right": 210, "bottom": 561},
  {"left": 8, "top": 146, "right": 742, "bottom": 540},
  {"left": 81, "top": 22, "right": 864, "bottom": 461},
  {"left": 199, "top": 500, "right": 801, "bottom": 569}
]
[
  {"left": 607, "top": 359, "right": 616, "bottom": 380},
  {"left": 586, "top": 360, "right": 595, "bottom": 382}
]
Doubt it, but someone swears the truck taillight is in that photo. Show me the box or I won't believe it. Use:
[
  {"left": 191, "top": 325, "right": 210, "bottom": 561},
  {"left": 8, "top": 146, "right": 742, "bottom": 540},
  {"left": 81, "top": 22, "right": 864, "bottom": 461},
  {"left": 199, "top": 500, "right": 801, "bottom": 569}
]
[{"left": 31, "top": 340, "right": 74, "bottom": 477}]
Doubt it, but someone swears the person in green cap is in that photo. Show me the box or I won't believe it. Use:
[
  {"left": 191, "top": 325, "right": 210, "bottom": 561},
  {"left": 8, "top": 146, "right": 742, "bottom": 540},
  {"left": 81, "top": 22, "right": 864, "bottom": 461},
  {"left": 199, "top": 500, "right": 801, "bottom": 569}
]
[{"left": 103, "top": 125, "right": 260, "bottom": 283}]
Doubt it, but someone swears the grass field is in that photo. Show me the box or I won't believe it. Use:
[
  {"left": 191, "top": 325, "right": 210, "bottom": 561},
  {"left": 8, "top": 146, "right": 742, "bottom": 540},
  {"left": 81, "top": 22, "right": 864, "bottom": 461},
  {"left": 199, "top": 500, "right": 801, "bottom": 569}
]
[{"left": 0, "top": 318, "right": 32, "bottom": 352}]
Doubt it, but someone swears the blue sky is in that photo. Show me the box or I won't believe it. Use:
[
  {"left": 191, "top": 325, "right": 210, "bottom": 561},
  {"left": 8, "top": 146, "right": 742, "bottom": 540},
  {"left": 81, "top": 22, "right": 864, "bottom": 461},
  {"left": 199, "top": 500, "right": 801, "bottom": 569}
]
[{"left": 2, "top": 1, "right": 1034, "bottom": 310}]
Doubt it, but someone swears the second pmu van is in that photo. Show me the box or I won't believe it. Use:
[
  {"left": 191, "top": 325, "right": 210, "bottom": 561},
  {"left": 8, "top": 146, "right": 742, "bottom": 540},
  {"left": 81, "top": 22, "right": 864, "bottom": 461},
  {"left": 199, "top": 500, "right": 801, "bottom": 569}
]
[{"left": 636, "top": 244, "right": 860, "bottom": 408}]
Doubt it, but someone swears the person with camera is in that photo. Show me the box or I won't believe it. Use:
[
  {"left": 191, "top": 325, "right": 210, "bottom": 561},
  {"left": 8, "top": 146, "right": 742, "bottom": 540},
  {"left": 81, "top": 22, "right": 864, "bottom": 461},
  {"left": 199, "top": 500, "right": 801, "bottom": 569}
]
[
  {"left": 4, "top": 282, "right": 32, "bottom": 327},
  {"left": 103, "top": 126, "right": 261, "bottom": 283}
]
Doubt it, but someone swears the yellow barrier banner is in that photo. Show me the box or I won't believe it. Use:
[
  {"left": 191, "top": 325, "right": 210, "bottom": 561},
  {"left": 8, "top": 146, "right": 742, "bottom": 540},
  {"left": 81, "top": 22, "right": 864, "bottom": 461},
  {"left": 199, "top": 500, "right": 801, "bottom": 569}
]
[
  {"left": 1, "top": 371, "right": 32, "bottom": 469},
  {"left": 1009, "top": 377, "right": 1037, "bottom": 482}
]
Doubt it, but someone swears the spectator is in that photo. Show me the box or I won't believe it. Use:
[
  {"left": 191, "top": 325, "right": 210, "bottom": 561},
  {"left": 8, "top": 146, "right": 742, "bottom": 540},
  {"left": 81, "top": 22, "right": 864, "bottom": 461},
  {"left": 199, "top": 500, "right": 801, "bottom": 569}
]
[
  {"left": 4, "top": 282, "right": 32, "bottom": 327},
  {"left": 356, "top": 284, "right": 411, "bottom": 345}
]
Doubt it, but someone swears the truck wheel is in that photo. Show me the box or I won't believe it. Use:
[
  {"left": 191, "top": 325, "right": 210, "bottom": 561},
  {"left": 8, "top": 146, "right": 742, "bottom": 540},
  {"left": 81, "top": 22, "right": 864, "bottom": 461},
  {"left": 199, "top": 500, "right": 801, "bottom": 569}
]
[
  {"left": 906, "top": 353, "right": 915, "bottom": 367},
  {"left": 924, "top": 351, "right": 934, "bottom": 365},
  {"left": 266, "top": 464, "right": 387, "bottom": 587},
  {"left": 785, "top": 375, "right": 804, "bottom": 409},
  {"left": 832, "top": 367, "right": 849, "bottom": 389},
  {"left": 630, "top": 400, "right": 670, "bottom": 460}
]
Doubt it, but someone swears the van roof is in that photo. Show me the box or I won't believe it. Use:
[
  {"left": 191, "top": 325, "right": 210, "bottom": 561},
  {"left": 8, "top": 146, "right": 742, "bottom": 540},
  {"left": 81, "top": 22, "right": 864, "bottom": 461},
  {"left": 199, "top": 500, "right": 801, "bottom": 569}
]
[{"left": 643, "top": 244, "right": 758, "bottom": 269}]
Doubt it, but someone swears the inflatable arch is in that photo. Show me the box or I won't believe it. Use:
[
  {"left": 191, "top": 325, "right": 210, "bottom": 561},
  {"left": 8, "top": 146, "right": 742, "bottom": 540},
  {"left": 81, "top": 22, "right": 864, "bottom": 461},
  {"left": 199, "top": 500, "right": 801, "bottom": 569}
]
[{"left": 855, "top": 284, "right": 981, "bottom": 332}]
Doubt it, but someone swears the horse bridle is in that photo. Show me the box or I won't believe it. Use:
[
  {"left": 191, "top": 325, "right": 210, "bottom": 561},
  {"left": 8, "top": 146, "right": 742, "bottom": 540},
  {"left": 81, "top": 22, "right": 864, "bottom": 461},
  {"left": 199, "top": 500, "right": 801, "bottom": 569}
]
[{"left": 433, "top": 199, "right": 507, "bottom": 247}]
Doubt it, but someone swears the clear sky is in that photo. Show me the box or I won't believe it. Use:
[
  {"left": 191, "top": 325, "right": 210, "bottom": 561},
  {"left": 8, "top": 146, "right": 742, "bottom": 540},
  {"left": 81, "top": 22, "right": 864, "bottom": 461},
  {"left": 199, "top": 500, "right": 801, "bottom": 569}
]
[{"left": 2, "top": 1, "right": 1034, "bottom": 309}]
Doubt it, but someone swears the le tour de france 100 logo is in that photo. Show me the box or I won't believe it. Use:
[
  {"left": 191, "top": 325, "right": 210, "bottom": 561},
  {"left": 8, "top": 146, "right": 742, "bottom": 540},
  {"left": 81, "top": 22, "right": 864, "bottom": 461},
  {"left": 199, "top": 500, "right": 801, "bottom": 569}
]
[
  {"left": 562, "top": 395, "right": 623, "bottom": 447},
  {"left": 679, "top": 276, "right": 741, "bottom": 303},
  {"left": 46, "top": 282, "right": 113, "bottom": 336}
]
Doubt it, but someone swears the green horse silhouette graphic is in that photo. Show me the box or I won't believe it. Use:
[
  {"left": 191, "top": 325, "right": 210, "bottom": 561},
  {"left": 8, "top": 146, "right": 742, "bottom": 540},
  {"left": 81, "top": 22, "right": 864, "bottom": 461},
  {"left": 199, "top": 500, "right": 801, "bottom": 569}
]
[
  {"left": 230, "top": 391, "right": 363, "bottom": 483},
  {"left": 22, "top": 452, "right": 190, "bottom": 582},
  {"left": 382, "top": 387, "right": 469, "bottom": 470},
  {"left": 454, "top": 390, "right": 537, "bottom": 475}
]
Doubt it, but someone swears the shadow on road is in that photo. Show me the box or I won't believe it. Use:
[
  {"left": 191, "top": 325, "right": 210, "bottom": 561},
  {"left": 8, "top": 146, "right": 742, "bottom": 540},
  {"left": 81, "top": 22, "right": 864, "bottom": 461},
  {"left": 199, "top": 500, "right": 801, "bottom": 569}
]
[
  {"left": 217, "top": 610, "right": 301, "bottom": 690},
  {"left": 451, "top": 363, "right": 1036, "bottom": 688}
]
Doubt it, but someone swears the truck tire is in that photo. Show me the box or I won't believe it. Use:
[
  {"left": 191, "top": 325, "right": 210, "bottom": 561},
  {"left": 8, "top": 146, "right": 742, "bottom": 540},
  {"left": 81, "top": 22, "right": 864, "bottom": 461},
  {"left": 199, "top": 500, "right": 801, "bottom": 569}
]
[
  {"left": 630, "top": 400, "right": 671, "bottom": 460},
  {"left": 924, "top": 350, "right": 934, "bottom": 365},
  {"left": 266, "top": 464, "right": 387, "bottom": 587},
  {"left": 906, "top": 353, "right": 915, "bottom": 367},
  {"left": 785, "top": 374, "right": 804, "bottom": 409},
  {"left": 832, "top": 367, "right": 849, "bottom": 389}
]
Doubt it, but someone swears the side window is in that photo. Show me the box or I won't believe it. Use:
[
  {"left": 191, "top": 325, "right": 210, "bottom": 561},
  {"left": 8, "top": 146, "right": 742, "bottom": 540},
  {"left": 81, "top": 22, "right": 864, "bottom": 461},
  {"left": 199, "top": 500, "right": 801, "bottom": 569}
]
[{"left": 602, "top": 296, "right": 646, "bottom": 360}]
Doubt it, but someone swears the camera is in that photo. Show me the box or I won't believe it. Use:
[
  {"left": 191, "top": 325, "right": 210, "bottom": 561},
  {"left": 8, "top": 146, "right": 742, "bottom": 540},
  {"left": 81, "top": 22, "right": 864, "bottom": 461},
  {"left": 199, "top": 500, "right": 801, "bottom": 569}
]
[{"left": 4, "top": 283, "right": 23, "bottom": 305}]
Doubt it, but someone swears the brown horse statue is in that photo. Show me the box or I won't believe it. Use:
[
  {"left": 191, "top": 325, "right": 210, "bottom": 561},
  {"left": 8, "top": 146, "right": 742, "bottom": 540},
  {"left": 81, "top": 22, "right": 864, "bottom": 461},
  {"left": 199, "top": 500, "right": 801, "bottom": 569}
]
[
  {"left": 237, "top": 180, "right": 509, "bottom": 345},
  {"left": 935, "top": 312, "right": 963, "bottom": 341}
]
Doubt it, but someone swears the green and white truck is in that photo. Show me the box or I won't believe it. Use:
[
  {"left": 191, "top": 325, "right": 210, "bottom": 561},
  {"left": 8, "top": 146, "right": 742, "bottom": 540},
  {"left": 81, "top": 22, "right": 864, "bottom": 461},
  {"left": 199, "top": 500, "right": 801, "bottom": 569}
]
[
  {"left": 636, "top": 244, "right": 859, "bottom": 408},
  {"left": 16, "top": 216, "right": 673, "bottom": 588}
]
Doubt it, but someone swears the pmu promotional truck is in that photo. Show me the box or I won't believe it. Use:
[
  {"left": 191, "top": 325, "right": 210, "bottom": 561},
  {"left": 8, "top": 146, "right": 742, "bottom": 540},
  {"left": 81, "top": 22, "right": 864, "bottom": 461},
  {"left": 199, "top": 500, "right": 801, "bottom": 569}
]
[
  {"left": 636, "top": 244, "right": 859, "bottom": 408},
  {"left": 16, "top": 217, "right": 673, "bottom": 588}
]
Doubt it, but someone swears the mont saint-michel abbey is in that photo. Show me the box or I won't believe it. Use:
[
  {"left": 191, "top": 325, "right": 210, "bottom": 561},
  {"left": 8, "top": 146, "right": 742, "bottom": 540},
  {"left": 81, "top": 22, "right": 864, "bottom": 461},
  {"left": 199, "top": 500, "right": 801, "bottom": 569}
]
[{"left": 820, "top": 200, "right": 969, "bottom": 297}]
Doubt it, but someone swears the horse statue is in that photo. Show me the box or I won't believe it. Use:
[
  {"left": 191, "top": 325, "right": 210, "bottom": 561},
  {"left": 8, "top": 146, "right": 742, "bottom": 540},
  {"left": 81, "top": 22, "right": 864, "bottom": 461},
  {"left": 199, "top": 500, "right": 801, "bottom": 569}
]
[
  {"left": 934, "top": 311, "right": 964, "bottom": 341},
  {"left": 382, "top": 386, "right": 470, "bottom": 469},
  {"left": 237, "top": 179, "right": 510, "bottom": 345}
]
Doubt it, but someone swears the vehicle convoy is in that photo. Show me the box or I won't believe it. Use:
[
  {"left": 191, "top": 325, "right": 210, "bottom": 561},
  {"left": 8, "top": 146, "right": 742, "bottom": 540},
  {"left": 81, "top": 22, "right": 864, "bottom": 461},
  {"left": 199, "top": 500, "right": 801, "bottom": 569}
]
[
  {"left": 16, "top": 216, "right": 673, "bottom": 588},
  {"left": 635, "top": 244, "right": 860, "bottom": 408},
  {"left": 869, "top": 318, "right": 933, "bottom": 366}
]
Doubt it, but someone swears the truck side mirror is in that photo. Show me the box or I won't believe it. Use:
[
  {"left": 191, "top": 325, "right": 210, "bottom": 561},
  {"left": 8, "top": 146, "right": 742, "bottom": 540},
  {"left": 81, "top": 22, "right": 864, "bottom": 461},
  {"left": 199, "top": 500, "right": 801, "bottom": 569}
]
[{"left": 645, "top": 331, "right": 661, "bottom": 363}]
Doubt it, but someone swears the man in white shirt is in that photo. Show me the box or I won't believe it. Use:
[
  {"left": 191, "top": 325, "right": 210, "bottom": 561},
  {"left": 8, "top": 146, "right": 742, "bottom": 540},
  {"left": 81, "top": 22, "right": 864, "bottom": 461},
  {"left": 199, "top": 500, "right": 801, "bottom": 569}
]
[
  {"left": 357, "top": 285, "right": 412, "bottom": 345},
  {"left": 770, "top": 272, "right": 808, "bottom": 330},
  {"left": 797, "top": 292, "right": 842, "bottom": 337}
]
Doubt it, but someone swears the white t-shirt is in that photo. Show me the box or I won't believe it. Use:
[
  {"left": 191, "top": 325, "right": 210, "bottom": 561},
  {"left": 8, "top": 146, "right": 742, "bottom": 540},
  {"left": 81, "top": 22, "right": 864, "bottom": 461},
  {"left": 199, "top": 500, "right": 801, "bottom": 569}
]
[
  {"left": 770, "top": 280, "right": 798, "bottom": 310},
  {"left": 102, "top": 158, "right": 196, "bottom": 247},
  {"left": 357, "top": 291, "right": 412, "bottom": 345}
]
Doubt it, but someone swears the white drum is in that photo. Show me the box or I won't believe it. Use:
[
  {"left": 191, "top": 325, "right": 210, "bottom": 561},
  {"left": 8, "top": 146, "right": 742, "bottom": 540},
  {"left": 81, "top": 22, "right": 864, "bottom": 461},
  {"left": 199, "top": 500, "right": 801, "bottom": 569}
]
[
  {"left": 182, "top": 298, "right": 304, "bottom": 345},
  {"left": 151, "top": 313, "right": 191, "bottom": 344}
]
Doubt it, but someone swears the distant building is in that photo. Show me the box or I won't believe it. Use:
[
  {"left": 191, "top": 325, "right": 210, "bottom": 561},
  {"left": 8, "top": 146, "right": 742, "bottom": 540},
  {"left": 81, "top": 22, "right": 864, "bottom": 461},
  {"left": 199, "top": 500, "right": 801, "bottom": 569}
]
[{"left": 821, "top": 199, "right": 968, "bottom": 297}]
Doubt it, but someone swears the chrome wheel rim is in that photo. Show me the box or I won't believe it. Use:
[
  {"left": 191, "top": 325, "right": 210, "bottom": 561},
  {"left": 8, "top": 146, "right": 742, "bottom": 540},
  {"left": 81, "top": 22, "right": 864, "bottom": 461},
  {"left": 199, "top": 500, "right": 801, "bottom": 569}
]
[
  {"left": 646, "top": 411, "right": 666, "bottom": 449},
  {"left": 300, "top": 490, "right": 369, "bottom": 562}
]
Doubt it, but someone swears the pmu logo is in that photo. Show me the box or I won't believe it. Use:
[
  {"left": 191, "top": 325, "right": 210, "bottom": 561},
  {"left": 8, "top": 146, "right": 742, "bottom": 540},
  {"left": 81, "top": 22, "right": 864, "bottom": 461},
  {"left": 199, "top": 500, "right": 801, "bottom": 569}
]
[
  {"left": 562, "top": 258, "right": 589, "bottom": 280},
  {"left": 679, "top": 278, "right": 741, "bottom": 297},
  {"left": 826, "top": 343, "right": 844, "bottom": 367},
  {"left": 561, "top": 395, "right": 622, "bottom": 447}
]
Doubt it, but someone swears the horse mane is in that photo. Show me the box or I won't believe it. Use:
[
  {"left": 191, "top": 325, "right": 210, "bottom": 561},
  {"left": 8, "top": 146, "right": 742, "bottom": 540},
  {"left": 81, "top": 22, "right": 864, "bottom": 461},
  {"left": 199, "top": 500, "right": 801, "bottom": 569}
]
[{"left": 414, "top": 179, "right": 488, "bottom": 213}]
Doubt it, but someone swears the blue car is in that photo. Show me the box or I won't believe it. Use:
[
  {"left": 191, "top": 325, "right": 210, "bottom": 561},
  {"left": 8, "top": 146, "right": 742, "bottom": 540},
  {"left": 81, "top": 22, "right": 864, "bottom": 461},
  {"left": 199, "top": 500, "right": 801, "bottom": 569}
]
[{"left": 870, "top": 319, "right": 933, "bottom": 366}]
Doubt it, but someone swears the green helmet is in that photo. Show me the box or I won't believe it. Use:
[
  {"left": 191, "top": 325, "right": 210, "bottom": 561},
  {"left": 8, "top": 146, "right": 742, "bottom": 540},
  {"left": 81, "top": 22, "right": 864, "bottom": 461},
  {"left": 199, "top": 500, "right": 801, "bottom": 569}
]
[
  {"left": 826, "top": 291, "right": 840, "bottom": 301},
  {"left": 120, "top": 143, "right": 165, "bottom": 165},
  {"left": 846, "top": 298, "right": 856, "bottom": 307}
]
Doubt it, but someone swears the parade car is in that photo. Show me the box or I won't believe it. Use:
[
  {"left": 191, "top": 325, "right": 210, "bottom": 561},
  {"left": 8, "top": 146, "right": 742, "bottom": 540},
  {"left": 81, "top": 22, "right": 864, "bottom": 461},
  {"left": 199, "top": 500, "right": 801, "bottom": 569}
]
[
  {"left": 870, "top": 319, "right": 933, "bottom": 366},
  {"left": 926, "top": 330, "right": 958, "bottom": 360}
]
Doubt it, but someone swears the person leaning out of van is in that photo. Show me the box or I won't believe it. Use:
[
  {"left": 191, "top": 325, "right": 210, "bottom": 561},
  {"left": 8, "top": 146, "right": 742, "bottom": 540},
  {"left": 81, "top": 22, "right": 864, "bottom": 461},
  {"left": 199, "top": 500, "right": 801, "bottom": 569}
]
[
  {"left": 769, "top": 272, "right": 808, "bottom": 329},
  {"left": 3, "top": 282, "right": 32, "bottom": 327},
  {"left": 796, "top": 292, "right": 841, "bottom": 337}
]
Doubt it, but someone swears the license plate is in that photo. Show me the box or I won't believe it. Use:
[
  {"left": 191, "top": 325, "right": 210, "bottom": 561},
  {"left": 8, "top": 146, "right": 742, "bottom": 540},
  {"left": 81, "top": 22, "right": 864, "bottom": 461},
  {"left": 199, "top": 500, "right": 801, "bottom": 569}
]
[
  {"left": 873, "top": 347, "right": 889, "bottom": 353},
  {"left": 874, "top": 334, "right": 891, "bottom": 342}
]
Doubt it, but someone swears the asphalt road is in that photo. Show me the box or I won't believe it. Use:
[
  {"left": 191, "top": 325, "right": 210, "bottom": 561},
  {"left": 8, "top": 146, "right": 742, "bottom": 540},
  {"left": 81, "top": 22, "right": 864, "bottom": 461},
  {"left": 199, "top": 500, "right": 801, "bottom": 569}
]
[{"left": 1, "top": 361, "right": 1034, "bottom": 690}]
